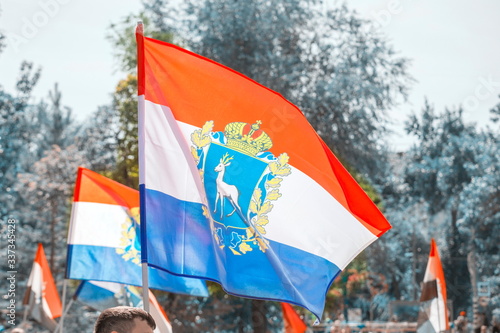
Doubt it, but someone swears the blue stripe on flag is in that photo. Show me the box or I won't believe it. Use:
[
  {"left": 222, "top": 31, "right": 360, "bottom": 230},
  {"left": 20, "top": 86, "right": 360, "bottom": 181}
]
[
  {"left": 67, "top": 244, "right": 208, "bottom": 297},
  {"left": 143, "top": 186, "right": 341, "bottom": 317}
]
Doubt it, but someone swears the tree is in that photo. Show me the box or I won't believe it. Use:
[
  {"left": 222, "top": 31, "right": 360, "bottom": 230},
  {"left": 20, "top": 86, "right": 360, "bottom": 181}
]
[
  {"left": 111, "top": 74, "right": 140, "bottom": 188},
  {"left": 76, "top": 105, "right": 118, "bottom": 173},
  {"left": 401, "top": 100, "right": 496, "bottom": 315},
  {"left": 17, "top": 145, "right": 87, "bottom": 275},
  {"left": 21, "top": 83, "right": 80, "bottom": 166},
  {"left": 107, "top": 12, "right": 174, "bottom": 73},
  {"left": 106, "top": 13, "right": 174, "bottom": 188},
  {"left": 0, "top": 62, "right": 41, "bottom": 295},
  {"left": 38, "top": 83, "right": 79, "bottom": 151},
  {"left": 0, "top": 62, "right": 41, "bottom": 219},
  {"left": 456, "top": 128, "right": 499, "bottom": 315}
]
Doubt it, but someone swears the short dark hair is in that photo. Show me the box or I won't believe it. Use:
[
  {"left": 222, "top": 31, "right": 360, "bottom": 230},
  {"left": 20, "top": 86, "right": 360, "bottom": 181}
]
[{"left": 94, "top": 306, "right": 156, "bottom": 333}]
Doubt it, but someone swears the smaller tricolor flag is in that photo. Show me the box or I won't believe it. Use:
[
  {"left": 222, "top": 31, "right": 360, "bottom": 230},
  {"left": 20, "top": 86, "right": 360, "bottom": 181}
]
[
  {"left": 282, "top": 303, "right": 307, "bottom": 333},
  {"left": 23, "top": 243, "right": 62, "bottom": 331},
  {"left": 74, "top": 280, "right": 121, "bottom": 311},
  {"left": 417, "top": 239, "right": 449, "bottom": 333},
  {"left": 66, "top": 167, "right": 208, "bottom": 296}
]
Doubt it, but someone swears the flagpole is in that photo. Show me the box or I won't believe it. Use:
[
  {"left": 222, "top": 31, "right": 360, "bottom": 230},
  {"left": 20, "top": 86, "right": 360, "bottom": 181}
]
[
  {"left": 58, "top": 279, "right": 68, "bottom": 333},
  {"left": 22, "top": 305, "right": 28, "bottom": 323},
  {"left": 54, "top": 298, "right": 74, "bottom": 333},
  {"left": 136, "top": 20, "right": 150, "bottom": 313},
  {"left": 141, "top": 264, "right": 150, "bottom": 312}
]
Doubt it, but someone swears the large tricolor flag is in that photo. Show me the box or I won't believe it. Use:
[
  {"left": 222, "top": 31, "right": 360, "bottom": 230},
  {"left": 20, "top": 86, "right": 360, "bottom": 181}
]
[
  {"left": 66, "top": 167, "right": 208, "bottom": 296},
  {"left": 23, "top": 243, "right": 62, "bottom": 331},
  {"left": 136, "top": 23, "right": 391, "bottom": 319},
  {"left": 417, "top": 239, "right": 449, "bottom": 333}
]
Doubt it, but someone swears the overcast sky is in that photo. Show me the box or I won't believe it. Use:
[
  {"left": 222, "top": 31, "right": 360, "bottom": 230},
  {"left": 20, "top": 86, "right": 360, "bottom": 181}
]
[{"left": 1, "top": 0, "right": 499, "bottom": 151}]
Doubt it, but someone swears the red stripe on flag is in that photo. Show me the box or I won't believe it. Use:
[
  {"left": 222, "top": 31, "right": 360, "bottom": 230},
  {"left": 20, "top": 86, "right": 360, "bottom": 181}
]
[{"left": 73, "top": 167, "right": 139, "bottom": 208}]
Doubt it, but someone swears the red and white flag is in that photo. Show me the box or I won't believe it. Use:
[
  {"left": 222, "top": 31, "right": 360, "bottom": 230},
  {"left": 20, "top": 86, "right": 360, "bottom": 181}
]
[
  {"left": 282, "top": 303, "right": 307, "bottom": 333},
  {"left": 417, "top": 239, "right": 449, "bottom": 333},
  {"left": 23, "top": 243, "right": 62, "bottom": 331},
  {"left": 148, "top": 290, "right": 172, "bottom": 333}
]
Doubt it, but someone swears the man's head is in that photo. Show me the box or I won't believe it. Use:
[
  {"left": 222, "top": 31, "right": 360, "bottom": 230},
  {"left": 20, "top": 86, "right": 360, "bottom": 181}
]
[{"left": 94, "top": 306, "right": 156, "bottom": 333}]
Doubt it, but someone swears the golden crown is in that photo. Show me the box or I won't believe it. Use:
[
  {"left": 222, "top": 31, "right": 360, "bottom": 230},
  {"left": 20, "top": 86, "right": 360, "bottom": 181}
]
[{"left": 224, "top": 121, "right": 273, "bottom": 156}]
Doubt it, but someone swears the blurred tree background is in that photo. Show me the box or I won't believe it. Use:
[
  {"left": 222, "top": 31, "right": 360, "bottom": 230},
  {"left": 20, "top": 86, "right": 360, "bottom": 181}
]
[{"left": 0, "top": 0, "right": 498, "bottom": 332}]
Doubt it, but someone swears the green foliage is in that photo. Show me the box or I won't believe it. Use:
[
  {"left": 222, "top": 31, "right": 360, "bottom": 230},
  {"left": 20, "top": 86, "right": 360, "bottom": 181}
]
[
  {"left": 0, "top": 62, "right": 40, "bottom": 219},
  {"left": 393, "top": 99, "right": 499, "bottom": 316},
  {"left": 457, "top": 129, "right": 500, "bottom": 311},
  {"left": 107, "top": 13, "right": 174, "bottom": 73},
  {"left": 77, "top": 105, "right": 118, "bottom": 173},
  {"left": 107, "top": 14, "right": 174, "bottom": 188},
  {"left": 110, "top": 74, "right": 139, "bottom": 188},
  {"left": 17, "top": 145, "right": 87, "bottom": 274},
  {"left": 404, "top": 101, "right": 478, "bottom": 214}
]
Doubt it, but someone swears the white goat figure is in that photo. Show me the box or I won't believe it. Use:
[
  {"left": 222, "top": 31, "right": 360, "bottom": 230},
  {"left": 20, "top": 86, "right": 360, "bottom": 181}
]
[{"left": 214, "top": 153, "right": 242, "bottom": 219}]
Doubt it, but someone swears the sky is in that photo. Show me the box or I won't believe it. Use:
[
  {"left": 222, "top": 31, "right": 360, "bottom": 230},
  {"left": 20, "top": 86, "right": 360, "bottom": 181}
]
[{"left": 0, "top": 0, "right": 499, "bottom": 151}]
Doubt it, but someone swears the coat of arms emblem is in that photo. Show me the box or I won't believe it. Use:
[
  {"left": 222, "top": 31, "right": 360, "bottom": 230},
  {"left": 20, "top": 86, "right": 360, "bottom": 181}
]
[
  {"left": 191, "top": 120, "right": 291, "bottom": 255},
  {"left": 116, "top": 207, "right": 141, "bottom": 265}
]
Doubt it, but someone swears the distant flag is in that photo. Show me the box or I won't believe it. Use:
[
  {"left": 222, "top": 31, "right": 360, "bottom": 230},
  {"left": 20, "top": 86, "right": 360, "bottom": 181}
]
[
  {"left": 149, "top": 290, "right": 173, "bottom": 333},
  {"left": 282, "top": 303, "right": 307, "bottom": 333},
  {"left": 136, "top": 23, "right": 391, "bottom": 319},
  {"left": 23, "top": 244, "right": 62, "bottom": 331},
  {"left": 73, "top": 280, "right": 121, "bottom": 311},
  {"left": 417, "top": 239, "right": 449, "bottom": 333},
  {"left": 65, "top": 167, "right": 208, "bottom": 297}
]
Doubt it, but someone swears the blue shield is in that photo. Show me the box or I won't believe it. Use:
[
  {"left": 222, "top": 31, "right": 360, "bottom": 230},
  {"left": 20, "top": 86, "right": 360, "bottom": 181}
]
[{"left": 203, "top": 143, "right": 268, "bottom": 250}]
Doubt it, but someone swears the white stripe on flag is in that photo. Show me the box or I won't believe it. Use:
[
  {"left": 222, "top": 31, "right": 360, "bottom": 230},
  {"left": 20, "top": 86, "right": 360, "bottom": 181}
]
[
  {"left": 266, "top": 166, "right": 377, "bottom": 269},
  {"left": 141, "top": 98, "right": 205, "bottom": 204},
  {"left": 68, "top": 201, "right": 129, "bottom": 247}
]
